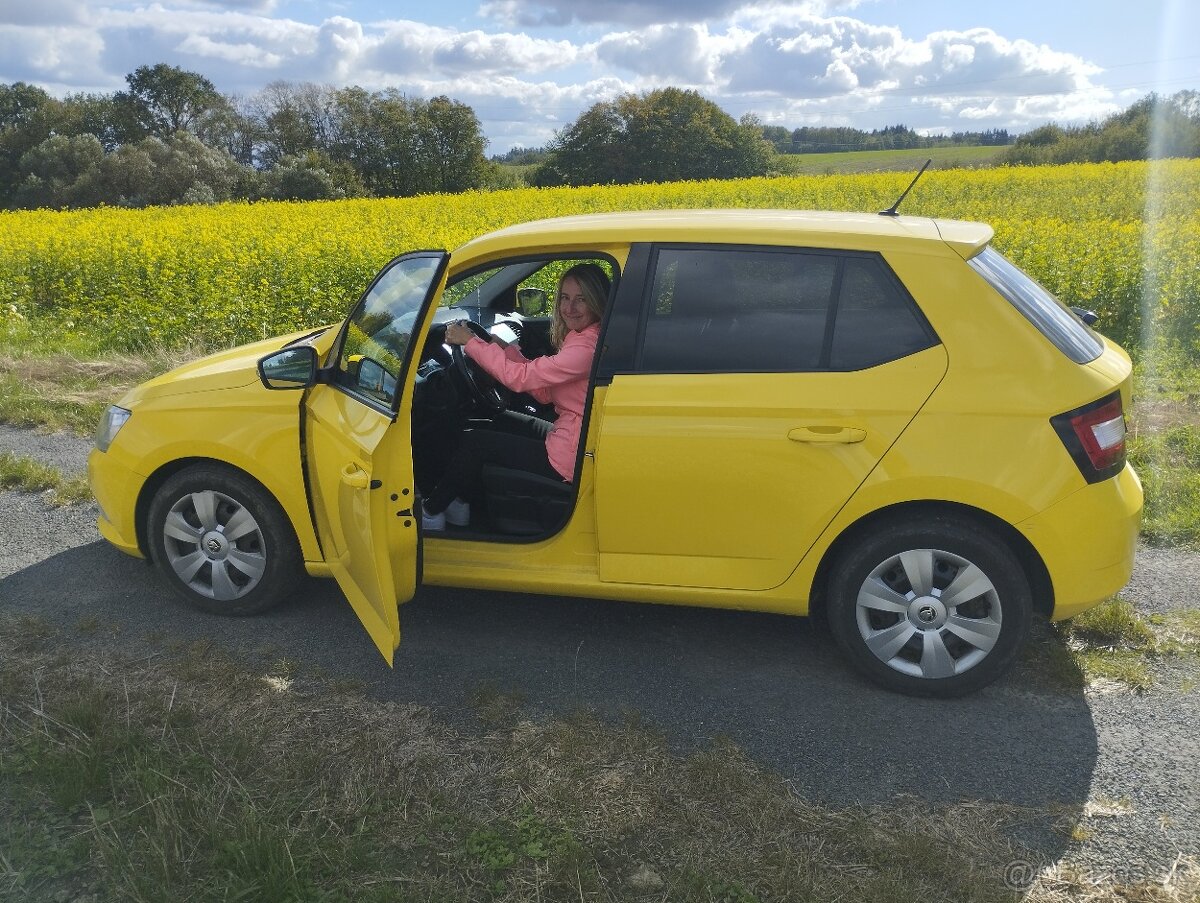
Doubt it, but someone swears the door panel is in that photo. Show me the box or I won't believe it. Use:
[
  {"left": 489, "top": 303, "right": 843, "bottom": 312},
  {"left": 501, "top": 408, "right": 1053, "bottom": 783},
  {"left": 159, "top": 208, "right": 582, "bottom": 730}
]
[
  {"left": 307, "top": 388, "right": 414, "bottom": 661},
  {"left": 594, "top": 346, "right": 948, "bottom": 591},
  {"left": 303, "top": 251, "right": 448, "bottom": 664}
]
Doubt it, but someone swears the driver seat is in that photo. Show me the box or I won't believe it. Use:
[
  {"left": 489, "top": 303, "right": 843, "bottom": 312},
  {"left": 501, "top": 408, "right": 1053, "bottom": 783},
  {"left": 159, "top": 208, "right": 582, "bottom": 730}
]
[{"left": 481, "top": 465, "right": 572, "bottom": 535}]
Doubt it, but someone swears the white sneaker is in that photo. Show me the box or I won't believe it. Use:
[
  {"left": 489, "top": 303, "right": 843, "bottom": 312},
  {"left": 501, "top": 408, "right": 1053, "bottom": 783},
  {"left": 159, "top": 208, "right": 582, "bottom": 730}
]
[
  {"left": 445, "top": 498, "right": 470, "bottom": 527},
  {"left": 422, "top": 509, "right": 446, "bottom": 531}
]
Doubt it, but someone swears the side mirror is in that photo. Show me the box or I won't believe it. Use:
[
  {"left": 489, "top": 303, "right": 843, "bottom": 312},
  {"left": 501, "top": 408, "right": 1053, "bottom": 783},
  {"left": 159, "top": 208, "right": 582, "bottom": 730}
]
[
  {"left": 517, "top": 287, "right": 549, "bottom": 317},
  {"left": 258, "top": 346, "right": 317, "bottom": 390},
  {"left": 1070, "top": 306, "right": 1099, "bottom": 326}
]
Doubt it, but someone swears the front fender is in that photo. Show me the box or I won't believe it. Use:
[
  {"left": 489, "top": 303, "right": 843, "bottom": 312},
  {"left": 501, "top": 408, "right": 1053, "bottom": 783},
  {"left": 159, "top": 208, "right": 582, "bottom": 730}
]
[{"left": 108, "top": 386, "right": 320, "bottom": 563}]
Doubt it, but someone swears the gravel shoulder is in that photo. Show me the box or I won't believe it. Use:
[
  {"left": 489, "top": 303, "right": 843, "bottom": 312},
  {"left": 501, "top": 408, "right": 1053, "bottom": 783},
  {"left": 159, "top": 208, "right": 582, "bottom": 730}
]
[
  {"left": 1, "top": 423, "right": 1197, "bottom": 884},
  {"left": 0, "top": 422, "right": 93, "bottom": 475}
]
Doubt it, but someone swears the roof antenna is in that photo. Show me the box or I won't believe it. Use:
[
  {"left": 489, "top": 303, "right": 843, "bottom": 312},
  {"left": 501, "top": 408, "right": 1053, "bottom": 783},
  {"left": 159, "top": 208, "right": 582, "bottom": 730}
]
[{"left": 878, "top": 158, "right": 932, "bottom": 217}]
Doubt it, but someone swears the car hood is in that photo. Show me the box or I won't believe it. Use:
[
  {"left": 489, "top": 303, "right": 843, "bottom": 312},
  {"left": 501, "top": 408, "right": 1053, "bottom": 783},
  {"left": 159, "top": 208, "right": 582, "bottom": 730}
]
[{"left": 119, "top": 329, "right": 328, "bottom": 406}]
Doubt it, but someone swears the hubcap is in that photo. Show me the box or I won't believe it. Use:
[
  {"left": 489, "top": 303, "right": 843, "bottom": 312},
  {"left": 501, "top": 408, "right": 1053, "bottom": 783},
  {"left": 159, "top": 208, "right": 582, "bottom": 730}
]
[
  {"left": 162, "top": 490, "right": 267, "bottom": 601},
  {"left": 855, "top": 548, "right": 1003, "bottom": 680},
  {"left": 909, "top": 597, "right": 947, "bottom": 629}
]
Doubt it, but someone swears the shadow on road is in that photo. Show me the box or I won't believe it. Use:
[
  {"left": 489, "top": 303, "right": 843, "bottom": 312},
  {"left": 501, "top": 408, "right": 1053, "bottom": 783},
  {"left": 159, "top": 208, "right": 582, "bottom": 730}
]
[{"left": 2, "top": 538, "right": 1093, "bottom": 857}]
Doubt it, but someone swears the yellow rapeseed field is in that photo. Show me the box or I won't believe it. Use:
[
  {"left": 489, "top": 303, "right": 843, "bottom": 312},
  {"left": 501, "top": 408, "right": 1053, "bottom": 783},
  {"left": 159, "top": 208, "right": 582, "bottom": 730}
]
[{"left": 1, "top": 159, "right": 1197, "bottom": 353}]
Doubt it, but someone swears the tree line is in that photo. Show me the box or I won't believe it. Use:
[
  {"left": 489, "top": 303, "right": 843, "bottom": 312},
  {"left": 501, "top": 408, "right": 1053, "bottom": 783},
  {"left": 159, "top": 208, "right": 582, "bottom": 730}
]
[
  {"left": 517, "top": 89, "right": 1199, "bottom": 185},
  {"left": 2, "top": 65, "right": 1197, "bottom": 210},
  {"left": 997, "top": 92, "right": 1200, "bottom": 165},
  {"left": 760, "top": 124, "right": 1011, "bottom": 154},
  {"left": 0, "top": 64, "right": 502, "bottom": 210}
]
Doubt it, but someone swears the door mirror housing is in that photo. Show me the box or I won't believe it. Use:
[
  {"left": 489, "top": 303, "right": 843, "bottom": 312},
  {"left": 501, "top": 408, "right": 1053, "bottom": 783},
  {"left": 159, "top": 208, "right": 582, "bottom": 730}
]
[
  {"left": 518, "top": 287, "right": 549, "bottom": 317},
  {"left": 259, "top": 346, "right": 317, "bottom": 390}
]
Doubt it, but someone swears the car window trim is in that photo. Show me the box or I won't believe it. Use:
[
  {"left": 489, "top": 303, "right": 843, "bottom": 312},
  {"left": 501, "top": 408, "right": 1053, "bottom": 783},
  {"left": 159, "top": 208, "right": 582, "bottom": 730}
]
[
  {"left": 427, "top": 250, "right": 623, "bottom": 547},
  {"left": 445, "top": 251, "right": 622, "bottom": 305},
  {"left": 325, "top": 249, "right": 449, "bottom": 413},
  {"left": 623, "top": 243, "right": 939, "bottom": 375}
]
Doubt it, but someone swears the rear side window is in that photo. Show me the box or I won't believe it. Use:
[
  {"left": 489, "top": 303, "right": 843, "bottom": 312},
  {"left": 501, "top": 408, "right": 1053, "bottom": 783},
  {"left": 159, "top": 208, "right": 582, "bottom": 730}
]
[
  {"left": 829, "top": 257, "right": 934, "bottom": 370},
  {"left": 637, "top": 246, "right": 935, "bottom": 373},
  {"left": 968, "top": 246, "right": 1103, "bottom": 364}
]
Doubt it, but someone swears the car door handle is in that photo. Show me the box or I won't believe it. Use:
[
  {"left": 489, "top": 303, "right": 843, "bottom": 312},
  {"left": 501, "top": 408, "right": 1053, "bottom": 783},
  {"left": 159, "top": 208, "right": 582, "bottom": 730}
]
[
  {"left": 788, "top": 426, "right": 866, "bottom": 444},
  {"left": 340, "top": 463, "right": 370, "bottom": 488}
]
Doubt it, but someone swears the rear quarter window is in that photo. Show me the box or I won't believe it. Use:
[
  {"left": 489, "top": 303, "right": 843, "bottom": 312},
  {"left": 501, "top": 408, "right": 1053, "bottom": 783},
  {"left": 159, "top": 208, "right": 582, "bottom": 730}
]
[{"left": 967, "top": 246, "right": 1104, "bottom": 364}]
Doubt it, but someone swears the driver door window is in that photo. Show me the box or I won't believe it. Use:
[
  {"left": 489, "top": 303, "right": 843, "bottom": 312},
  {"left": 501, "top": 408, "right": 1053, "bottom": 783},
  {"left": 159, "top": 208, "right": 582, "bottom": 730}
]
[{"left": 332, "top": 254, "right": 447, "bottom": 407}]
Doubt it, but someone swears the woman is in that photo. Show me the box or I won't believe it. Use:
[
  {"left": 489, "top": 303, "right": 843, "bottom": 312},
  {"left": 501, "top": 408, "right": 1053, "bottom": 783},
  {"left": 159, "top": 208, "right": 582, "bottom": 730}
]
[{"left": 422, "top": 262, "right": 610, "bottom": 530}]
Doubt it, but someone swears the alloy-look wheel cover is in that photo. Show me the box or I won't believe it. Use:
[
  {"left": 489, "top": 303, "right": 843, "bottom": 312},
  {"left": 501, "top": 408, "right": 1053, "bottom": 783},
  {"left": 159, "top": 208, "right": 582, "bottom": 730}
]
[
  {"left": 854, "top": 548, "right": 1003, "bottom": 679},
  {"left": 161, "top": 489, "right": 267, "bottom": 601}
]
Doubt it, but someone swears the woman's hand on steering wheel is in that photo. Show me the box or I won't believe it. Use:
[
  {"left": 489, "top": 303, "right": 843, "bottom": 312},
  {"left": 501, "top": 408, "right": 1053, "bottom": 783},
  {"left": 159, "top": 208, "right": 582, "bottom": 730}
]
[
  {"left": 445, "top": 319, "right": 488, "bottom": 346},
  {"left": 448, "top": 319, "right": 512, "bottom": 412}
]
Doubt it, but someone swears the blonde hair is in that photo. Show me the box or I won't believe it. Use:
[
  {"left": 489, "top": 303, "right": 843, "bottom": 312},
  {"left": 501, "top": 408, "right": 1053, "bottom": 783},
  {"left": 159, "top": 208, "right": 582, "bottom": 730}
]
[{"left": 550, "top": 263, "right": 610, "bottom": 349}]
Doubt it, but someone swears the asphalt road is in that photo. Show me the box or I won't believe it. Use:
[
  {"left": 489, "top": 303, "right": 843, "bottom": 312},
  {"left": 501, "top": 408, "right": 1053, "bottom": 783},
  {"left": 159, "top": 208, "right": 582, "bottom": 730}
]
[{"left": 1, "top": 424, "right": 1197, "bottom": 883}]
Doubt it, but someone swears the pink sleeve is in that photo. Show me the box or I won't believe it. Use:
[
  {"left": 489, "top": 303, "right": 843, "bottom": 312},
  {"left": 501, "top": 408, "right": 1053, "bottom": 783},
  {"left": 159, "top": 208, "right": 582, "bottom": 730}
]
[
  {"left": 500, "top": 340, "right": 549, "bottom": 403},
  {"left": 465, "top": 331, "right": 595, "bottom": 396}
]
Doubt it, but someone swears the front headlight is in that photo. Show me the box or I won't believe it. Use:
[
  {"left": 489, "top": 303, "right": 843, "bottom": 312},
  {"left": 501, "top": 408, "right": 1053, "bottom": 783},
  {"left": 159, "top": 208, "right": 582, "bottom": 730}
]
[{"left": 94, "top": 405, "right": 131, "bottom": 452}]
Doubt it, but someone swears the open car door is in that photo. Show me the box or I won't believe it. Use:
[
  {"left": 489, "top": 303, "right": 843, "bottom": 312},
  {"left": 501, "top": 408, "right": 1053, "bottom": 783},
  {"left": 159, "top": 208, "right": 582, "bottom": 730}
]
[{"left": 304, "top": 251, "right": 449, "bottom": 664}]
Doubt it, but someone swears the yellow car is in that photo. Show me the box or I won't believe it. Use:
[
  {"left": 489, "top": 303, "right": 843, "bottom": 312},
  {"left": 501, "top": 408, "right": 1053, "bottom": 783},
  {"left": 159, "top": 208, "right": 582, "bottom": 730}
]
[{"left": 88, "top": 210, "right": 1142, "bottom": 697}]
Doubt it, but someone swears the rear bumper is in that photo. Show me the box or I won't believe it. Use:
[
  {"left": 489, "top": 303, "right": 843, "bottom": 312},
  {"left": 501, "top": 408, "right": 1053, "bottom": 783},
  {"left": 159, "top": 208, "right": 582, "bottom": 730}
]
[{"left": 1016, "top": 463, "right": 1143, "bottom": 620}]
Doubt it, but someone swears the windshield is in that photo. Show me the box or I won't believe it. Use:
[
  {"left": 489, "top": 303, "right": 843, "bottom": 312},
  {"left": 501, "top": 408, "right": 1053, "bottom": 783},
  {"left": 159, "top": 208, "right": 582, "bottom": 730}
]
[{"left": 333, "top": 253, "right": 447, "bottom": 407}]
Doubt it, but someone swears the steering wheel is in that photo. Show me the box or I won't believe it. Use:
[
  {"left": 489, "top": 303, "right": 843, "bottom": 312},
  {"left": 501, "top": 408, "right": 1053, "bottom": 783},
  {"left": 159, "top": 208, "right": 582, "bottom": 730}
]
[{"left": 451, "top": 320, "right": 512, "bottom": 413}]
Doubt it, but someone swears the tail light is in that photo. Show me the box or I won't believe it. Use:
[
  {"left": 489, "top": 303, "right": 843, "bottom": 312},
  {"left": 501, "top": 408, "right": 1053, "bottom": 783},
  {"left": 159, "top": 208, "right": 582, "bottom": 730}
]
[{"left": 1050, "top": 391, "right": 1127, "bottom": 483}]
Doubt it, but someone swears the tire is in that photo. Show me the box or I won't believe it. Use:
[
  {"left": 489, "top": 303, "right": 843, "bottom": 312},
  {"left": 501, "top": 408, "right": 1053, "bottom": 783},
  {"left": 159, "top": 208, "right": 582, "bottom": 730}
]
[
  {"left": 146, "top": 464, "right": 303, "bottom": 616},
  {"left": 826, "top": 513, "right": 1032, "bottom": 698}
]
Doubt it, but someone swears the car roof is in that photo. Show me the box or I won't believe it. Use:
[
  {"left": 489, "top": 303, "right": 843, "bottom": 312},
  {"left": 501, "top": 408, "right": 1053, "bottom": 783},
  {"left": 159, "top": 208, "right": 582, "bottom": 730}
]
[{"left": 454, "top": 209, "right": 994, "bottom": 262}]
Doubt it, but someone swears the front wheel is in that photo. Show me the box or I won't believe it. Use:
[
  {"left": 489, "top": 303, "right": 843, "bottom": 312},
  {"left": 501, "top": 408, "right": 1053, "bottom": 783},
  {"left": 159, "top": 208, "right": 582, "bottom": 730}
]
[
  {"left": 826, "top": 514, "right": 1032, "bottom": 697},
  {"left": 147, "top": 464, "right": 303, "bottom": 616}
]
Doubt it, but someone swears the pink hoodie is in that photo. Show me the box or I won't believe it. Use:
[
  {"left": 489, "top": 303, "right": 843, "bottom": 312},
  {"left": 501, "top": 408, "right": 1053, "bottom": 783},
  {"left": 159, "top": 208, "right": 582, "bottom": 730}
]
[{"left": 464, "top": 321, "right": 600, "bottom": 481}]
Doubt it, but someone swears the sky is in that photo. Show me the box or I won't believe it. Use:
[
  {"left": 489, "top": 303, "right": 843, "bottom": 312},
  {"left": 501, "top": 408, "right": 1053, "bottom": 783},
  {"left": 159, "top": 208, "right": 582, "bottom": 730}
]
[{"left": 1, "top": 0, "right": 1197, "bottom": 153}]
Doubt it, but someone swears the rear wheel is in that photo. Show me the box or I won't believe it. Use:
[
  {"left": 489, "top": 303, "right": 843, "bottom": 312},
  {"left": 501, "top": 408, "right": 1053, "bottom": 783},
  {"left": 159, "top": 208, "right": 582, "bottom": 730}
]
[
  {"left": 827, "top": 514, "right": 1032, "bottom": 697},
  {"left": 147, "top": 464, "right": 302, "bottom": 616}
]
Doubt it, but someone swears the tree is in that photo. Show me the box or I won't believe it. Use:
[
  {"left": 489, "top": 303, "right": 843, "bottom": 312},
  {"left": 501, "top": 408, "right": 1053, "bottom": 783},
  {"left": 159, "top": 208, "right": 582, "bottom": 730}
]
[
  {"left": 538, "top": 89, "right": 771, "bottom": 186},
  {"left": 0, "top": 82, "right": 51, "bottom": 131},
  {"left": 12, "top": 133, "right": 105, "bottom": 208},
  {"left": 251, "top": 81, "right": 342, "bottom": 167},
  {"left": 0, "top": 82, "right": 54, "bottom": 203},
  {"left": 13, "top": 131, "right": 247, "bottom": 208},
  {"left": 327, "top": 88, "right": 489, "bottom": 197},
  {"left": 330, "top": 87, "right": 415, "bottom": 195},
  {"left": 999, "top": 92, "right": 1200, "bottom": 166},
  {"left": 412, "top": 95, "right": 488, "bottom": 193},
  {"left": 491, "top": 145, "right": 548, "bottom": 165},
  {"left": 760, "top": 124, "right": 792, "bottom": 153},
  {"left": 116, "top": 63, "right": 230, "bottom": 140},
  {"left": 262, "top": 151, "right": 365, "bottom": 201}
]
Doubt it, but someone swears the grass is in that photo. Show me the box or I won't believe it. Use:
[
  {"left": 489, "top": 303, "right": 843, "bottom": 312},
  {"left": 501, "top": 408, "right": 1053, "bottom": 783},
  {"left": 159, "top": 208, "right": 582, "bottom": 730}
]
[
  {"left": 0, "top": 451, "right": 90, "bottom": 505},
  {"left": 1057, "top": 597, "right": 1200, "bottom": 691},
  {"left": 770, "top": 145, "right": 1006, "bottom": 175},
  {"left": 3, "top": 615, "right": 1197, "bottom": 903},
  {"left": 0, "top": 346, "right": 204, "bottom": 436},
  {"left": 1128, "top": 350, "right": 1200, "bottom": 550},
  {"left": 495, "top": 146, "right": 1007, "bottom": 184},
  {"left": 0, "top": 281, "right": 1198, "bottom": 898}
]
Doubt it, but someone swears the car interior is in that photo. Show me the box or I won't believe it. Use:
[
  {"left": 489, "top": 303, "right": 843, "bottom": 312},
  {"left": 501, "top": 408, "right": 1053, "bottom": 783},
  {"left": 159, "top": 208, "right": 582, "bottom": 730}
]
[{"left": 411, "top": 255, "right": 614, "bottom": 541}]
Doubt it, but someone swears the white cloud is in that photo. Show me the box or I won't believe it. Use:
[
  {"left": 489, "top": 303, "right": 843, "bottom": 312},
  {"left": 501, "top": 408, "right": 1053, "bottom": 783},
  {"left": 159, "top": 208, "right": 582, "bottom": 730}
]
[
  {"left": 175, "top": 33, "right": 284, "bottom": 67},
  {"left": 591, "top": 25, "right": 713, "bottom": 83},
  {"left": 0, "top": 0, "right": 88, "bottom": 26},
  {"left": 0, "top": 24, "right": 109, "bottom": 88},
  {"left": 367, "top": 20, "right": 576, "bottom": 78},
  {"left": 479, "top": 0, "right": 748, "bottom": 27},
  {"left": 189, "top": 0, "right": 279, "bottom": 10},
  {"left": 0, "top": 1, "right": 1122, "bottom": 149}
]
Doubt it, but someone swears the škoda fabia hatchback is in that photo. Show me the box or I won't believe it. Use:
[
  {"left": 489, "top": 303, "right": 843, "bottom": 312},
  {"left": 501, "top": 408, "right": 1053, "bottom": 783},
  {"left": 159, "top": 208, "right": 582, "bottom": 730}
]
[{"left": 88, "top": 210, "right": 1142, "bottom": 696}]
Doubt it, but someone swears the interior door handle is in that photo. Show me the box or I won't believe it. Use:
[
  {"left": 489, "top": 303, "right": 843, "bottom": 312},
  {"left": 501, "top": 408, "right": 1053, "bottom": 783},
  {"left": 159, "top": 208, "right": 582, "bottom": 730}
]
[
  {"left": 788, "top": 426, "right": 867, "bottom": 444},
  {"left": 340, "top": 463, "right": 370, "bottom": 488}
]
